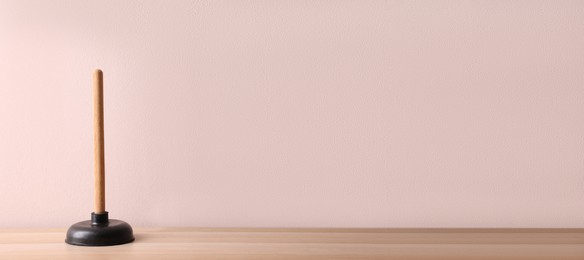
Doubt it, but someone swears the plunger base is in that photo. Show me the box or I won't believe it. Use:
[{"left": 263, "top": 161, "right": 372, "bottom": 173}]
[{"left": 66, "top": 212, "right": 134, "bottom": 246}]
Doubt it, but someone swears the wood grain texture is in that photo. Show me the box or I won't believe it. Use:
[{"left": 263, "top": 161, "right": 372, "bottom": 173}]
[
  {"left": 1, "top": 228, "right": 584, "bottom": 259},
  {"left": 92, "top": 69, "right": 105, "bottom": 214}
]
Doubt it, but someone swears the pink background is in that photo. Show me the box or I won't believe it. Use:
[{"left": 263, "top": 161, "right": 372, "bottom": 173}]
[{"left": 1, "top": 1, "right": 583, "bottom": 228}]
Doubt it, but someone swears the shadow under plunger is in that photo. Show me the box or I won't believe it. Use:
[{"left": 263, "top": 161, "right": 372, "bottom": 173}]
[{"left": 66, "top": 70, "right": 134, "bottom": 246}]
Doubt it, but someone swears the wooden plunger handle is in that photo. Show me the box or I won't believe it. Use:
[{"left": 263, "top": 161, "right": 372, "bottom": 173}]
[{"left": 93, "top": 69, "right": 106, "bottom": 213}]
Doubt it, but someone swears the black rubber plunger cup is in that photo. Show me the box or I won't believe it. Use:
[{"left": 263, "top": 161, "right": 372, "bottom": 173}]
[
  {"left": 66, "top": 212, "right": 134, "bottom": 246},
  {"left": 66, "top": 70, "right": 134, "bottom": 246}
]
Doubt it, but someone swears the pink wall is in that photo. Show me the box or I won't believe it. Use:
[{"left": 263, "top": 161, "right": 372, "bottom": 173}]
[{"left": 1, "top": 1, "right": 583, "bottom": 228}]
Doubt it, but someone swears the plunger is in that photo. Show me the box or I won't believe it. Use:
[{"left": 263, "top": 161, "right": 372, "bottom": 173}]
[{"left": 66, "top": 70, "right": 134, "bottom": 246}]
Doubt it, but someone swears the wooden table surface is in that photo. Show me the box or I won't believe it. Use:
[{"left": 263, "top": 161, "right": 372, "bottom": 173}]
[{"left": 1, "top": 228, "right": 584, "bottom": 259}]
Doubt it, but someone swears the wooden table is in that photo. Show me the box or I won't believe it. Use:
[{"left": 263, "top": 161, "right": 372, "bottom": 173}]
[{"left": 1, "top": 228, "right": 584, "bottom": 259}]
